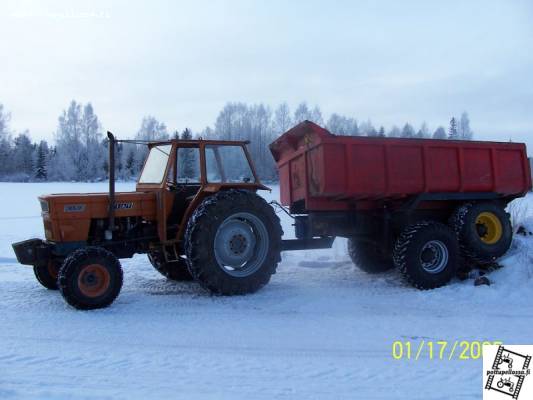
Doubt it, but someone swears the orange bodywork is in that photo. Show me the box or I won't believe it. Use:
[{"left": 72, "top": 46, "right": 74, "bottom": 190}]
[
  {"left": 38, "top": 139, "right": 267, "bottom": 248},
  {"left": 40, "top": 192, "right": 157, "bottom": 242}
]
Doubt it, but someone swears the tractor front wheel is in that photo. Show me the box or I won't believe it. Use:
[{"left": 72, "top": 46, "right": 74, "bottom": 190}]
[
  {"left": 58, "top": 247, "right": 123, "bottom": 310},
  {"left": 184, "top": 190, "right": 282, "bottom": 295},
  {"left": 33, "top": 259, "right": 61, "bottom": 290}
]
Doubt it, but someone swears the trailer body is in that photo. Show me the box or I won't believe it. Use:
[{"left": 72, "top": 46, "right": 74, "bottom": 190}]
[{"left": 270, "top": 121, "right": 531, "bottom": 212}]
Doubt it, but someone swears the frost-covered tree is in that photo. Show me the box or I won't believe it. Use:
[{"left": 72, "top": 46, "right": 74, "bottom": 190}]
[
  {"left": 293, "top": 102, "right": 322, "bottom": 125},
  {"left": 80, "top": 103, "right": 104, "bottom": 180},
  {"left": 133, "top": 116, "right": 169, "bottom": 172},
  {"left": 215, "top": 102, "right": 248, "bottom": 141},
  {"left": 199, "top": 126, "right": 215, "bottom": 139},
  {"left": 416, "top": 122, "right": 429, "bottom": 138},
  {"left": 0, "top": 104, "right": 10, "bottom": 138},
  {"left": 0, "top": 104, "right": 13, "bottom": 177},
  {"left": 448, "top": 117, "right": 459, "bottom": 140},
  {"left": 12, "top": 132, "right": 34, "bottom": 179},
  {"left": 49, "top": 100, "right": 105, "bottom": 181},
  {"left": 49, "top": 100, "right": 83, "bottom": 180},
  {"left": 458, "top": 112, "right": 473, "bottom": 140},
  {"left": 326, "top": 114, "right": 358, "bottom": 135},
  {"left": 388, "top": 125, "right": 401, "bottom": 137},
  {"left": 248, "top": 104, "right": 275, "bottom": 179},
  {"left": 378, "top": 126, "right": 386, "bottom": 137},
  {"left": 310, "top": 105, "right": 323, "bottom": 125},
  {"left": 293, "top": 102, "right": 311, "bottom": 124},
  {"left": 273, "top": 103, "right": 292, "bottom": 135},
  {"left": 433, "top": 126, "right": 447, "bottom": 139},
  {"left": 212, "top": 102, "right": 278, "bottom": 179},
  {"left": 401, "top": 123, "right": 415, "bottom": 138},
  {"left": 359, "top": 120, "right": 376, "bottom": 136},
  {"left": 367, "top": 126, "right": 378, "bottom": 137},
  {"left": 122, "top": 146, "right": 137, "bottom": 179},
  {"left": 135, "top": 116, "right": 169, "bottom": 141}
]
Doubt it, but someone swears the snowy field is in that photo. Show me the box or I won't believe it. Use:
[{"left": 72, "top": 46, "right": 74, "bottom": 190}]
[{"left": 1, "top": 182, "right": 533, "bottom": 400}]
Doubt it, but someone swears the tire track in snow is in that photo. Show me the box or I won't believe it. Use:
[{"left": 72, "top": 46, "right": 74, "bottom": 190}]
[{"left": 0, "top": 333, "right": 390, "bottom": 361}]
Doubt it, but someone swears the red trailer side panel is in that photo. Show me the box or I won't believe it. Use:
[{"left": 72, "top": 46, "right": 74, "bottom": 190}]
[{"left": 270, "top": 121, "right": 531, "bottom": 211}]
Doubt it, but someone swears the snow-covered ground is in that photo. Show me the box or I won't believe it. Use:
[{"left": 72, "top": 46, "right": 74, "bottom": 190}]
[{"left": 1, "top": 183, "right": 532, "bottom": 399}]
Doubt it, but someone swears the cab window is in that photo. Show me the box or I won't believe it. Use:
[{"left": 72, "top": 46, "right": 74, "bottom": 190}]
[
  {"left": 176, "top": 147, "right": 201, "bottom": 183},
  {"left": 205, "top": 145, "right": 255, "bottom": 183}
]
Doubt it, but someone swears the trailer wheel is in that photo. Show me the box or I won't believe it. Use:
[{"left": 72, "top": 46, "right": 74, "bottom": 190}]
[
  {"left": 148, "top": 250, "right": 193, "bottom": 281},
  {"left": 450, "top": 202, "right": 512, "bottom": 265},
  {"left": 347, "top": 239, "right": 394, "bottom": 273},
  {"left": 33, "top": 260, "right": 61, "bottom": 290},
  {"left": 58, "top": 247, "right": 123, "bottom": 310},
  {"left": 184, "top": 189, "right": 282, "bottom": 295},
  {"left": 393, "top": 221, "right": 459, "bottom": 289}
]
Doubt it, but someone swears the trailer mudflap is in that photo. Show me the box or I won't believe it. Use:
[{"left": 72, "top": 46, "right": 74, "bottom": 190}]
[{"left": 12, "top": 238, "right": 52, "bottom": 266}]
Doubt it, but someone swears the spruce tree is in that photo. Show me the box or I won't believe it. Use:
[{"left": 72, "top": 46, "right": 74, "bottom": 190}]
[
  {"left": 179, "top": 128, "right": 196, "bottom": 180},
  {"left": 448, "top": 117, "right": 458, "bottom": 140},
  {"left": 34, "top": 141, "right": 49, "bottom": 180}
]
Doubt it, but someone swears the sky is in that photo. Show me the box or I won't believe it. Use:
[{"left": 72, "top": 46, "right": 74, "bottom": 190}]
[{"left": 1, "top": 0, "right": 532, "bottom": 149}]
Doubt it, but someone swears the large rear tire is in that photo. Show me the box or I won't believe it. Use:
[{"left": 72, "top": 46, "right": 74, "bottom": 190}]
[
  {"left": 347, "top": 239, "right": 394, "bottom": 273},
  {"left": 148, "top": 249, "right": 193, "bottom": 281},
  {"left": 393, "top": 221, "right": 459, "bottom": 289},
  {"left": 184, "top": 190, "right": 282, "bottom": 295},
  {"left": 450, "top": 202, "right": 512, "bottom": 265},
  {"left": 58, "top": 247, "right": 123, "bottom": 310}
]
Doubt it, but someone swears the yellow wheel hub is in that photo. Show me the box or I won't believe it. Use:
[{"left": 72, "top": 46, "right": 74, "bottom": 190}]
[{"left": 476, "top": 212, "right": 502, "bottom": 245}]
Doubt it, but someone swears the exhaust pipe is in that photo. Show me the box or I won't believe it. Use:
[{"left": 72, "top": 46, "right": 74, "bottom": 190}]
[{"left": 106, "top": 131, "right": 116, "bottom": 240}]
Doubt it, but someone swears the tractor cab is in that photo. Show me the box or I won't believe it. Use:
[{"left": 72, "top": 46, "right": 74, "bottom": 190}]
[
  {"left": 138, "top": 140, "right": 263, "bottom": 189},
  {"left": 136, "top": 139, "right": 268, "bottom": 243}
]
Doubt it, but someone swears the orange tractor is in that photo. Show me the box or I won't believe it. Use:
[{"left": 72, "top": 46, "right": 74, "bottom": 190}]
[{"left": 12, "top": 133, "right": 330, "bottom": 309}]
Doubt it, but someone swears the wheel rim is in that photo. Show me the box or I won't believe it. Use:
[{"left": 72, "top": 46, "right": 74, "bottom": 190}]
[
  {"left": 476, "top": 212, "right": 503, "bottom": 245},
  {"left": 77, "top": 264, "right": 111, "bottom": 297},
  {"left": 214, "top": 212, "right": 269, "bottom": 277},
  {"left": 419, "top": 240, "right": 449, "bottom": 274}
]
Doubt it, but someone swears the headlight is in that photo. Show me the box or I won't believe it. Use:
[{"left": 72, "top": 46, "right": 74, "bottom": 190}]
[{"left": 40, "top": 199, "right": 49, "bottom": 213}]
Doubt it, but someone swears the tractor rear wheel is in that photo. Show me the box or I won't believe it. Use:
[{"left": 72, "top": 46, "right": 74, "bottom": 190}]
[
  {"left": 58, "top": 247, "right": 123, "bottom": 310},
  {"left": 184, "top": 190, "right": 282, "bottom": 295},
  {"left": 148, "top": 249, "right": 193, "bottom": 281},
  {"left": 347, "top": 239, "right": 394, "bottom": 273},
  {"left": 33, "top": 259, "right": 61, "bottom": 290},
  {"left": 450, "top": 202, "right": 512, "bottom": 265},
  {"left": 393, "top": 221, "right": 459, "bottom": 289}
]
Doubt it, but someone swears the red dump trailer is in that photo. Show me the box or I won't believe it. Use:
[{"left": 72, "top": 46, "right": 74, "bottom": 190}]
[{"left": 270, "top": 121, "right": 531, "bottom": 289}]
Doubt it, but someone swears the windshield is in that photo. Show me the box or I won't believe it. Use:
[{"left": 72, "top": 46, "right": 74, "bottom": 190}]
[
  {"left": 205, "top": 145, "right": 255, "bottom": 183},
  {"left": 138, "top": 144, "right": 172, "bottom": 184}
]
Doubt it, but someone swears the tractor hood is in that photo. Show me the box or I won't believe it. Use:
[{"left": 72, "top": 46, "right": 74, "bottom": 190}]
[{"left": 39, "top": 191, "right": 157, "bottom": 242}]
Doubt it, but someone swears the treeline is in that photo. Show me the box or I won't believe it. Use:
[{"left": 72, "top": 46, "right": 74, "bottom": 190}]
[{"left": 0, "top": 101, "right": 474, "bottom": 182}]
